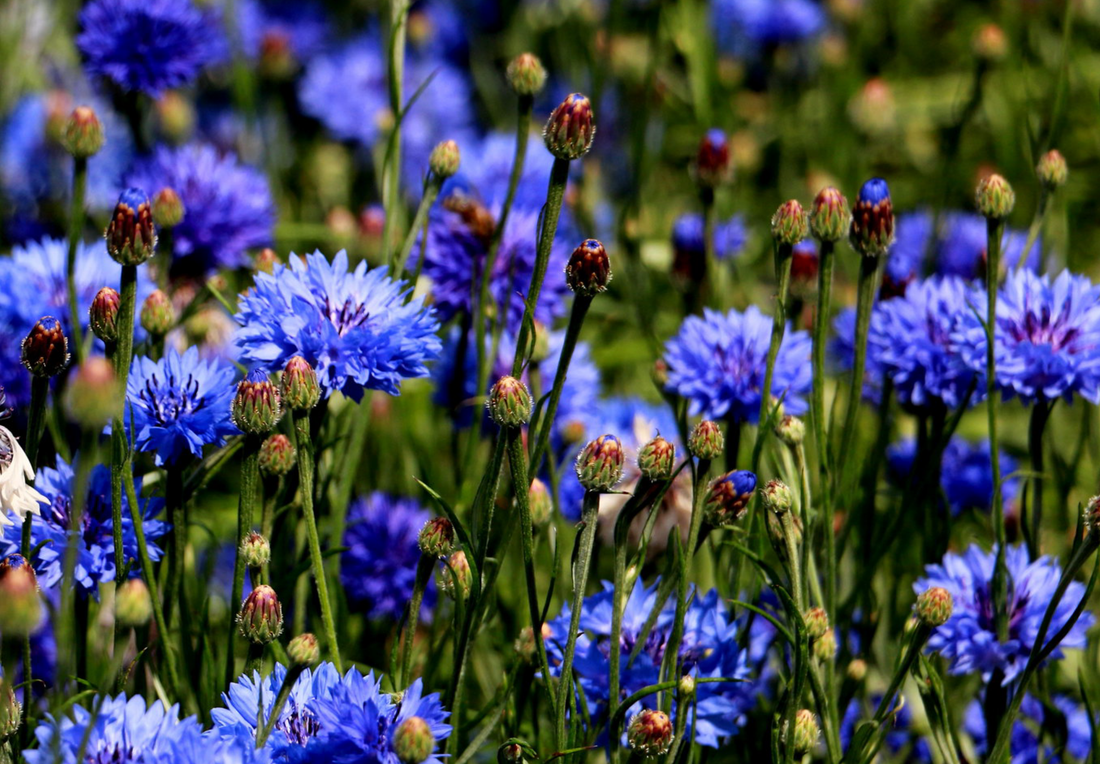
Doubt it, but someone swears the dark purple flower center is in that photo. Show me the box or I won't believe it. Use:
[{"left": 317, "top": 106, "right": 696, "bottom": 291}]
[
  {"left": 1003, "top": 304, "right": 1079, "bottom": 352},
  {"left": 277, "top": 707, "right": 322, "bottom": 746},
  {"left": 323, "top": 296, "right": 371, "bottom": 336},
  {"left": 87, "top": 742, "right": 137, "bottom": 764},
  {"left": 975, "top": 582, "right": 1027, "bottom": 641},
  {"left": 141, "top": 371, "right": 205, "bottom": 425}
]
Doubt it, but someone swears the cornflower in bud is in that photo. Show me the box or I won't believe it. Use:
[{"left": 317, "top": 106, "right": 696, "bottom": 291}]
[
  {"left": 847, "top": 659, "right": 867, "bottom": 682},
  {"left": 61, "top": 105, "right": 104, "bottom": 159},
  {"left": 21, "top": 317, "right": 70, "bottom": 378},
  {"left": 762, "top": 479, "right": 794, "bottom": 515},
  {"left": 0, "top": 555, "right": 43, "bottom": 637},
  {"left": 810, "top": 186, "right": 850, "bottom": 243},
  {"left": 543, "top": 93, "right": 595, "bottom": 160},
  {"left": 814, "top": 628, "right": 837, "bottom": 662},
  {"left": 281, "top": 356, "right": 321, "bottom": 412},
  {"left": 238, "top": 584, "right": 284, "bottom": 643},
  {"left": 775, "top": 415, "right": 804, "bottom": 447},
  {"left": 565, "top": 238, "right": 612, "bottom": 296},
  {"left": 703, "top": 470, "right": 757, "bottom": 526},
  {"left": 441, "top": 550, "right": 471, "bottom": 600},
  {"left": 791, "top": 710, "right": 819, "bottom": 754},
  {"left": 241, "top": 531, "right": 271, "bottom": 568},
  {"left": 575, "top": 434, "right": 625, "bottom": 492},
  {"left": 106, "top": 188, "right": 157, "bottom": 266},
  {"left": 527, "top": 479, "right": 553, "bottom": 526},
  {"left": 627, "top": 709, "right": 674, "bottom": 757},
  {"left": 418, "top": 517, "right": 455, "bottom": 558},
  {"left": 429, "top": 140, "right": 461, "bottom": 179},
  {"left": 90, "top": 287, "right": 121, "bottom": 343},
  {"left": 849, "top": 178, "right": 895, "bottom": 257},
  {"left": 804, "top": 607, "right": 829, "bottom": 640},
  {"left": 637, "top": 436, "right": 675, "bottom": 481},
  {"left": 487, "top": 376, "right": 532, "bottom": 428},
  {"left": 116, "top": 578, "right": 153, "bottom": 627},
  {"left": 687, "top": 420, "right": 724, "bottom": 460},
  {"left": 678, "top": 675, "right": 695, "bottom": 699},
  {"left": 288, "top": 633, "right": 320, "bottom": 666},
  {"left": 972, "top": 23, "right": 1007, "bottom": 62},
  {"left": 695, "top": 129, "right": 732, "bottom": 188},
  {"left": 1036, "top": 150, "right": 1068, "bottom": 190},
  {"left": 140, "top": 289, "right": 175, "bottom": 337},
  {"left": 64, "top": 357, "right": 121, "bottom": 427},
  {"left": 976, "top": 174, "right": 1015, "bottom": 220},
  {"left": 152, "top": 187, "right": 185, "bottom": 228},
  {"left": 916, "top": 586, "right": 953, "bottom": 627},
  {"left": 771, "top": 200, "right": 808, "bottom": 246},
  {"left": 232, "top": 369, "right": 283, "bottom": 434},
  {"left": 258, "top": 433, "right": 296, "bottom": 476},
  {"left": 507, "top": 53, "right": 547, "bottom": 96},
  {"left": 1085, "top": 496, "right": 1100, "bottom": 535},
  {"left": 255, "top": 248, "right": 279, "bottom": 274},
  {"left": 393, "top": 716, "right": 436, "bottom": 764},
  {"left": 0, "top": 678, "right": 20, "bottom": 739}
]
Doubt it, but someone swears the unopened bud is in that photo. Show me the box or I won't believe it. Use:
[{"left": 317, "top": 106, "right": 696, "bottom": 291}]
[
  {"left": 429, "top": 140, "right": 461, "bottom": 180},
  {"left": 809, "top": 187, "right": 850, "bottom": 243},
  {"left": 258, "top": 434, "right": 296, "bottom": 477},
  {"left": 232, "top": 370, "right": 283, "bottom": 434},
  {"left": 703, "top": 470, "right": 756, "bottom": 527},
  {"left": 288, "top": 632, "right": 320, "bottom": 666},
  {"left": 441, "top": 550, "right": 471, "bottom": 600},
  {"left": 418, "top": 517, "right": 455, "bottom": 558},
  {"left": 688, "top": 420, "right": 724, "bottom": 461},
  {"left": 152, "top": 187, "right": 185, "bottom": 228},
  {"left": 506, "top": 53, "right": 547, "bottom": 97},
  {"left": 695, "top": 129, "right": 732, "bottom": 188},
  {"left": 762, "top": 480, "right": 794, "bottom": 515},
  {"left": 791, "top": 710, "right": 819, "bottom": 754},
  {"left": 487, "top": 376, "right": 532, "bottom": 428},
  {"left": 21, "top": 317, "right": 70, "bottom": 378},
  {"left": 771, "top": 200, "right": 808, "bottom": 246},
  {"left": 575, "top": 435, "right": 625, "bottom": 492},
  {"left": 0, "top": 555, "right": 43, "bottom": 637},
  {"left": 64, "top": 357, "right": 121, "bottom": 427},
  {"left": 803, "top": 607, "right": 829, "bottom": 641},
  {"left": 543, "top": 93, "right": 595, "bottom": 160},
  {"left": 973, "top": 23, "right": 1007, "bottom": 62},
  {"left": 240, "top": 531, "right": 271, "bottom": 568},
  {"left": 849, "top": 178, "right": 895, "bottom": 257},
  {"left": 775, "top": 415, "right": 805, "bottom": 447},
  {"left": 527, "top": 478, "right": 553, "bottom": 526},
  {"left": 1036, "top": 150, "right": 1068, "bottom": 190},
  {"left": 394, "top": 716, "right": 436, "bottom": 764},
  {"left": 916, "top": 586, "right": 953, "bottom": 627},
  {"left": 847, "top": 659, "right": 867, "bottom": 682},
  {"left": 90, "top": 287, "right": 121, "bottom": 343},
  {"left": 976, "top": 173, "right": 1015, "bottom": 220},
  {"left": 61, "top": 105, "right": 104, "bottom": 159},
  {"left": 106, "top": 188, "right": 157, "bottom": 266},
  {"left": 813, "top": 628, "right": 837, "bottom": 662},
  {"left": 565, "top": 238, "right": 611, "bottom": 296},
  {"left": 627, "top": 709, "right": 674, "bottom": 757},
  {"left": 255, "top": 248, "right": 280, "bottom": 274},
  {"left": 637, "top": 437, "right": 675, "bottom": 481},
  {"left": 140, "top": 290, "right": 175, "bottom": 337},
  {"left": 116, "top": 578, "right": 153, "bottom": 627},
  {"left": 237, "top": 584, "right": 284, "bottom": 644},
  {"left": 281, "top": 356, "right": 321, "bottom": 411}
]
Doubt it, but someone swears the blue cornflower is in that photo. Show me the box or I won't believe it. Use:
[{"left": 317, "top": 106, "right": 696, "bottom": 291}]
[
  {"left": 886, "top": 437, "right": 1019, "bottom": 516},
  {"left": 840, "top": 695, "right": 932, "bottom": 762},
  {"left": 441, "top": 131, "right": 569, "bottom": 214},
  {"left": 126, "top": 143, "right": 276, "bottom": 276},
  {"left": 672, "top": 213, "right": 749, "bottom": 263},
  {"left": 957, "top": 269, "right": 1100, "bottom": 405},
  {"left": 545, "top": 579, "right": 771, "bottom": 748},
  {"left": 341, "top": 493, "right": 437, "bottom": 623},
  {"left": 964, "top": 694, "right": 1093, "bottom": 764},
  {"left": 236, "top": 0, "right": 330, "bottom": 68},
  {"left": 0, "top": 457, "right": 167, "bottom": 594},
  {"left": 1, "top": 92, "right": 133, "bottom": 213},
  {"left": 126, "top": 346, "right": 239, "bottom": 466},
  {"left": 712, "top": 0, "right": 825, "bottom": 57},
  {"left": 866, "top": 276, "right": 985, "bottom": 409},
  {"left": 77, "top": 0, "right": 227, "bottom": 96},
  {"left": 914, "top": 544, "right": 1095, "bottom": 683},
  {"left": 664, "top": 306, "right": 812, "bottom": 422},
  {"left": 883, "top": 212, "right": 932, "bottom": 295},
  {"left": 25, "top": 693, "right": 205, "bottom": 764},
  {"left": 937, "top": 212, "right": 1040, "bottom": 280},
  {"left": 234, "top": 250, "right": 441, "bottom": 400}
]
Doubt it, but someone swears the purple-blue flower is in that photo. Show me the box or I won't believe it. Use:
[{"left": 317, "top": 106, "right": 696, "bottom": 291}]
[
  {"left": 126, "top": 142, "right": 276, "bottom": 276},
  {"left": 964, "top": 694, "right": 1093, "bottom": 764},
  {"left": 77, "top": 0, "right": 227, "bottom": 96},
  {"left": 672, "top": 212, "right": 749, "bottom": 262},
  {"left": 235, "top": 0, "right": 330, "bottom": 67},
  {"left": 126, "top": 346, "right": 239, "bottom": 466},
  {"left": 914, "top": 544, "right": 1095, "bottom": 683},
  {"left": 957, "top": 269, "right": 1100, "bottom": 405},
  {"left": 664, "top": 306, "right": 812, "bottom": 421},
  {"left": 936, "top": 212, "right": 1040, "bottom": 279},
  {"left": 866, "top": 276, "right": 985, "bottom": 409},
  {"left": 341, "top": 493, "right": 437, "bottom": 623},
  {"left": 886, "top": 437, "right": 1019, "bottom": 516},
  {"left": 233, "top": 249, "right": 442, "bottom": 401},
  {"left": 712, "top": 0, "right": 826, "bottom": 57}
]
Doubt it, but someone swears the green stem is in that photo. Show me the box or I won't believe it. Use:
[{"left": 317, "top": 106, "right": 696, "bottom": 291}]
[
  {"left": 243, "top": 642, "right": 265, "bottom": 676},
  {"left": 984, "top": 217, "right": 1009, "bottom": 643},
  {"left": 255, "top": 664, "right": 305, "bottom": 748},
  {"left": 111, "top": 265, "right": 139, "bottom": 586},
  {"left": 292, "top": 412, "right": 342, "bottom": 672},
  {"left": 807, "top": 662, "right": 841, "bottom": 763},
  {"left": 56, "top": 433, "right": 94, "bottom": 696},
  {"left": 1026, "top": 401, "right": 1051, "bottom": 559},
  {"left": 811, "top": 239, "right": 836, "bottom": 616},
  {"left": 751, "top": 242, "right": 794, "bottom": 473},
  {"left": 398, "top": 179, "right": 441, "bottom": 283},
  {"left": 1014, "top": 189, "right": 1048, "bottom": 273},
  {"left": 66, "top": 157, "right": 88, "bottom": 364},
  {"left": 510, "top": 158, "right": 571, "bottom": 378},
  {"left": 382, "top": 0, "right": 408, "bottom": 269},
  {"left": 332, "top": 400, "right": 370, "bottom": 557},
  {"left": 227, "top": 437, "right": 261, "bottom": 686},
  {"left": 164, "top": 466, "right": 184, "bottom": 631},
  {"left": 398, "top": 555, "right": 434, "bottom": 686},
  {"left": 835, "top": 255, "right": 879, "bottom": 495}
]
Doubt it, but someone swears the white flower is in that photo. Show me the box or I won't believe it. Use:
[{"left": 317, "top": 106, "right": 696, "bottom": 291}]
[{"left": 0, "top": 426, "right": 46, "bottom": 526}]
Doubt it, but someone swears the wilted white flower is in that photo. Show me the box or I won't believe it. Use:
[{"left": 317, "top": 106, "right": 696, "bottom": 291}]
[{"left": 0, "top": 427, "right": 47, "bottom": 525}]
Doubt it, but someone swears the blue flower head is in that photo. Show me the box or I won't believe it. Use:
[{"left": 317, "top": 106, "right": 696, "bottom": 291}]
[
  {"left": 964, "top": 693, "right": 1093, "bottom": 764},
  {"left": 672, "top": 213, "right": 748, "bottom": 264},
  {"left": 884, "top": 211, "right": 932, "bottom": 293},
  {"left": 858, "top": 178, "right": 890, "bottom": 206},
  {"left": 77, "top": 0, "right": 227, "bottom": 96},
  {"left": 957, "top": 269, "right": 1100, "bottom": 405},
  {"left": 914, "top": 544, "right": 1095, "bottom": 683},
  {"left": 1, "top": 457, "right": 166, "bottom": 595},
  {"left": 937, "top": 212, "right": 1039, "bottom": 279},
  {"left": 126, "top": 346, "right": 239, "bottom": 466},
  {"left": 341, "top": 492, "right": 437, "bottom": 623},
  {"left": 712, "top": 0, "right": 825, "bottom": 58},
  {"left": 234, "top": 250, "right": 442, "bottom": 401},
  {"left": 886, "top": 437, "right": 1019, "bottom": 516},
  {"left": 664, "top": 306, "right": 812, "bottom": 422},
  {"left": 126, "top": 143, "right": 276, "bottom": 276},
  {"left": 236, "top": 0, "right": 330, "bottom": 68},
  {"left": 866, "top": 276, "right": 986, "bottom": 410}
]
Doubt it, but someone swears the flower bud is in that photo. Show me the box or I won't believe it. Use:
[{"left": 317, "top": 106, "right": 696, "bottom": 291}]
[
  {"left": 64, "top": 357, "right": 121, "bottom": 427},
  {"left": 90, "top": 287, "right": 121, "bottom": 343},
  {"left": 771, "top": 200, "right": 808, "bottom": 246},
  {"left": 393, "top": 716, "right": 436, "bottom": 764},
  {"left": 0, "top": 677, "right": 20, "bottom": 740},
  {"left": 774, "top": 415, "right": 804, "bottom": 447},
  {"left": 232, "top": 370, "right": 283, "bottom": 435},
  {"left": 240, "top": 531, "right": 271, "bottom": 568},
  {"left": 441, "top": 550, "right": 472, "bottom": 600},
  {"left": 429, "top": 140, "right": 461, "bottom": 180},
  {"left": 288, "top": 633, "right": 320, "bottom": 666},
  {"left": 695, "top": 129, "right": 732, "bottom": 188},
  {"left": 0, "top": 555, "right": 43, "bottom": 637},
  {"left": 637, "top": 436, "right": 675, "bottom": 482},
  {"left": 703, "top": 470, "right": 757, "bottom": 527},
  {"left": 506, "top": 53, "right": 547, "bottom": 97},
  {"left": 61, "top": 105, "right": 104, "bottom": 159},
  {"left": 106, "top": 188, "right": 157, "bottom": 266},
  {"left": 574, "top": 434, "right": 625, "bottom": 492},
  {"left": 527, "top": 478, "right": 553, "bottom": 526},
  {"left": 678, "top": 675, "right": 695, "bottom": 699},
  {"left": 543, "top": 93, "right": 595, "bottom": 160},
  {"left": 258, "top": 434, "right": 296, "bottom": 477},
  {"left": 972, "top": 23, "right": 1007, "bottom": 62},
  {"left": 847, "top": 658, "right": 867, "bottom": 682},
  {"left": 849, "top": 178, "right": 895, "bottom": 257},
  {"left": 565, "top": 238, "right": 611, "bottom": 296},
  {"left": 530, "top": 321, "right": 551, "bottom": 363},
  {"left": 810, "top": 187, "right": 850, "bottom": 243},
  {"left": 813, "top": 628, "right": 837, "bottom": 662},
  {"left": 762, "top": 480, "right": 794, "bottom": 515},
  {"left": 281, "top": 356, "right": 322, "bottom": 412},
  {"left": 255, "top": 248, "right": 280, "bottom": 274},
  {"left": 791, "top": 709, "right": 819, "bottom": 754},
  {"left": 21, "top": 317, "right": 70, "bottom": 378},
  {"left": 116, "top": 578, "right": 153, "bottom": 627},
  {"left": 687, "top": 420, "right": 724, "bottom": 461},
  {"left": 916, "top": 586, "right": 953, "bottom": 627},
  {"left": 975, "top": 173, "right": 1015, "bottom": 220},
  {"left": 627, "top": 709, "right": 674, "bottom": 757},
  {"left": 1036, "top": 149, "right": 1068, "bottom": 190},
  {"left": 140, "top": 289, "right": 175, "bottom": 337},
  {"left": 237, "top": 584, "right": 284, "bottom": 644},
  {"left": 418, "top": 517, "right": 455, "bottom": 558},
  {"left": 1085, "top": 495, "right": 1100, "bottom": 534},
  {"left": 803, "top": 607, "right": 829, "bottom": 640},
  {"left": 152, "top": 187, "right": 185, "bottom": 228},
  {"left": 487, "top": 376, "right": 532, "bottom": 428}
]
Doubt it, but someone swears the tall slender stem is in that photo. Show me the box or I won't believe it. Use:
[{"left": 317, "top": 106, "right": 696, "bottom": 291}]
[
  {"left": 292, "top": 411, "right": 342, "bottom": 672},
  {"left": 811, "top": 239, "right": 836, "bottom": 616},
  {"left": 256, "top": 664, "right": 306, "bottom": 748},
  {"left": 398, "top": 180, "right": 441, "bottom": 283},
  {"left": 227, "top": 437, "right": 261, "bottom": 686},
  {"left": 164, "top": 466, "right": 184, "bottom": 631},
  {"left": 382, "top": 0, "right": 408, "bottom": 269},
  {"left": 835, "top": 254, "right": 879, "bottom": 494},
  {"left": 398, "top": 554, "right": 434, "bottom": 686},
  {"left": 1025, "top": 401, "right": 1051, "bottom": 559},
  {"left": 984, "top": 217, "right": 1009, "bottom": 642},
  {"left": 66, "top": 157, "right": 88, "bottom": 364},
  {"left": 751, "top": 241, "right": 794, "bottom": 472},
  {"left": 111, "top": 265, "right": 139, "bottom": 586}
]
